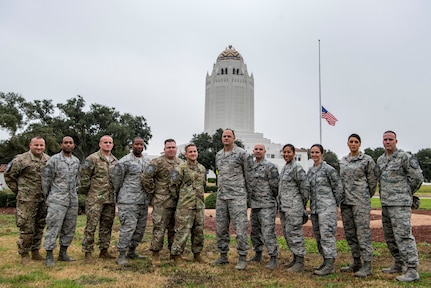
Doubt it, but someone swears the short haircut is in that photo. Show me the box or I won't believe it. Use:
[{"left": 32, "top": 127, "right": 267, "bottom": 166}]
[
  {"left": 384, "top": 130, "right": 397, "bottom": 138},
  {"left": 132, "top": 137, "right": 144, "bottom": 144},
  {"left": 282, "top": 144, "right": 295, "bottom": 153},
  {"left": 224, "top": 128, "right": 235, "bottom": 137},
  {"left": 164, "top": 139, "right": 176, "bottom": 145},
  {"left": 185, "top": 143, "right": 197, "bottom": 152}
]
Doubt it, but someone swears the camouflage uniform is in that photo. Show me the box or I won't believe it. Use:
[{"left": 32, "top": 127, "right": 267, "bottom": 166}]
[
  {"left": 377, "top": 149, "right": 423, "bottom": 267},
  {"left": 215, "top": 145, "right": 253, "bottom": 256},
  {"left": 250, "top": 159, "right": 279, "bottom": 257},
  {"left": 112, "top": 153, "right": 150, "bottom": 253},
  {"left": 142, "top": 155, "right": 183, "bottom": 252},
  {"left": 4, "top": 151, "right": 50, "bottom": 255},
  {"left": 340, "top": 152, "right": 377, "bottom": 263},
  {"left": 79, "top": 150, "right": 118, "bottom": 253},
  {"left": 170, "top": 160, "right": 206, "bottom": 256},
  {"left": 307, "top": 161, "right": 343, "bottom": 259},
  {"left": 278, "top": 160, "right": 309, "bottom": 257},
  {"left": 42, "top": 151, "right": 80, "bottom": 251}
]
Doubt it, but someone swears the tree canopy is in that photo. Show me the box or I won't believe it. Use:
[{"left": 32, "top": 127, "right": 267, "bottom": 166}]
[
  {"left": 0, "top": 93, "right": 152, "bottom": 162},
  {"left": 183, "top": 128, "right": 244, "bottom": 172}
]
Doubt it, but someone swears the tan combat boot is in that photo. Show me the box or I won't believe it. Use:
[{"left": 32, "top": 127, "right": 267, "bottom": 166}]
[
  {"left": 20, "top": 253, "right": 32, "bottom": 265},
  {"left": 99, "top": 248, "right": 115, "bottom": 259},
  {"left": 152, "top": 251, "right": 161, "bottom": 266},
  {"left": 31, "top": 250, "right": 45, "bottom": 261},
  {"left": 193, "top": 253, "right": 207, "bottom": 264},
  {"left": 85, "top": 252, "right": 95, "bottom": 264}
]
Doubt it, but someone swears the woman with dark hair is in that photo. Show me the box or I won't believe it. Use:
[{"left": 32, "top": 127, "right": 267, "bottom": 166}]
[
  {"left": 340, "top": 134, "right": 377, "bottom": 277},
  {"left": 307, "top": 144, "right": 343, "bottom": 276},
  {"left": 278, "top": 144, "right": 309, "bottom": 272}
]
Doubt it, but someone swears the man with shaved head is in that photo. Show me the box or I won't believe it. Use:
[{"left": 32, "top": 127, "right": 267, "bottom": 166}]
[
  {"left": 42, "top": 136, "right": 80, "bottom": 266},
  {"left": 248, "top": 144, "right": 279, "bottom": 269}
]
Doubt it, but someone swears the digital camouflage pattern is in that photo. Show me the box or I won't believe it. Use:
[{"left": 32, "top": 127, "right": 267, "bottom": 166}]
[
  {"left": 42, "top": 151, "right": 80, "bottom": 251},
  {"left": 142, "top": 155, "right": 182, "bottom": 252},
  {"left": 5, "top": 150, "right": 50, "bottom": 254},
  {"left": 340, "top": 152, "right": 377, "bottom": 262},
  {"left": 112, "top": 153, "right": 150, "bottom": 252},
  {"left": 170, "top": 159, "right": 207, "bottom": 256},
  {"left": 250, "top": 159, "right": 279, "bottom": 256},
  {"left": 215, "top": 145, "right": 253, "bottom": 256},
  {"left": 377, "top": 149, "right": 423, "bottom": 267},
  {"left": 307, "top": 161, "right": 342, "bottom": 259},
  {"left": 278, "top": 160, "right": 309, "bottom": 257},
  {"left": 79, "top": 150, "right": 118, "bottom": 253}
]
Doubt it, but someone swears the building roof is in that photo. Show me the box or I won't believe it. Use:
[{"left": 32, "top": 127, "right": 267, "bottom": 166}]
[{"left": 217, "top": 45, "right": 243, "bottom": 61}]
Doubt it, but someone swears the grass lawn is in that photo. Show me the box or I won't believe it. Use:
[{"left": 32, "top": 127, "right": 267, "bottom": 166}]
[{"left": 0, "top": 214, "right": 430, "bottom": 287}]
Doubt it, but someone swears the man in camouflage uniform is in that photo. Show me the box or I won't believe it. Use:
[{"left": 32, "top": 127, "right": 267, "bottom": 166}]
[
  {"left": 248, "top": 144, "right": 279, "bottom": 270},
  {"left": 212, "top": 129, "right": 253, "bottom": 270},
  {"left": 42, "top": 136, "right": 80, "bottom": 267},
  {"left": 142, "top": 139, "right": 183, "bottom": 266},
  {"left": 170, "top": 143, "right": 207, "bottom": 266},
  {"left": 4, "top": 136, "right": 50, "bottom": 265},
  {"left": 377, "top": 131, "right": 423, "bottom": 282},
  {"left": 79, "top": 135, "right": 118, "bottom": 264},
  {"left": 112, "top": 137, "right": 150, "bottom": 266},
  {"left": 340, "top": 134, "right": 377, "bottom": 277}
]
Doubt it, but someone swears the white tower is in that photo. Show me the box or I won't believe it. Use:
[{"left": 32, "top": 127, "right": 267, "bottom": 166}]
[{"left": 204, "top": 46, "right": 254, "bottom": 134}]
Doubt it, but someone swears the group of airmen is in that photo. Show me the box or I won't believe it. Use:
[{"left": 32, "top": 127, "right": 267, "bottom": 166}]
[{"left": 3, "top": 128, "right": 423, "bottom": 283}]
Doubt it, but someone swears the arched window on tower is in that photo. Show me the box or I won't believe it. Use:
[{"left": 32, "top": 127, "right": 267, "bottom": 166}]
[
  {"left": 233, "top": 69, "right": 235, "bottom": 75},
  {"left": 236, "top": 69, "right": 239, "bottom": 75},
  {"left": 225, "top": 68, "right": 227, "bottom": 74},
  {"left": 221, "top": 69, "right": 224, "bottom": 75}
]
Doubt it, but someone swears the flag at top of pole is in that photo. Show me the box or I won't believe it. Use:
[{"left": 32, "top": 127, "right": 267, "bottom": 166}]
[{"left": 321, "top": 106, "right": 338, "bottom": 126}]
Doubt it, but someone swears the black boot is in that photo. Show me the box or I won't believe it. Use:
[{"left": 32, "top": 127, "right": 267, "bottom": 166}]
[
  {"left": 58, "top": 245, "right": 75, "bottom": 262},
  {"left": 116, "top": 250, "right": 128, "bottom": 266},
  {"left": 340, "top": 257, "right": 361, "bottom": 272},
  {"left": 284, "top": 254, "right": 296, "bottom": 268},
  {"left": 314, "top": 258, "right": 335, "bottom": 276},
  {"left": 355, "top": 261, "right": 372, "bottom": 278},
  {"left": 45, "top": 250, "right": 55, "bottom": 267},
  {"left": 212, "top": 253, "right": 229, "bottom": 265},
  {"left": 287, "top": 255, "right": 304, "bottom": 272},
  {"left": 127, "top": 247, "right": 146, "bottom": 259},
  {"left": 265, "top": 256, "right": 277, "bottom": 270},
  {"left": 248, "top": 251, "right": 262, "bottom": 262}
]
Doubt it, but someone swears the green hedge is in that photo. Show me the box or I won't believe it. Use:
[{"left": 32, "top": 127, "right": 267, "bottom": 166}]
[
  {"left": 0, "top": 189, "right": 17, "bottom": 207},
  {"left": 78, "top": 194, "right": 86, "bottom": 215},
  {"left": 205, "top": 185, "right": 218, "bottom": 193},
  {"left": 205, "top": 192, "right": 217, "bottom": 209},
  {"left": 207, "top": 178, "right": 216, "bottom": 184}
]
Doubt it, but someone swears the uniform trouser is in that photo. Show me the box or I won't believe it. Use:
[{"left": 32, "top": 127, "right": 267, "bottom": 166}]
[
  {"left": 117, "top": 203, "right": 148, "bottom": 252},
  {"left": 279, "top": 211, "right": 305, "bottom": 257},
  {"left": 382, "top": 206, "right": 418, "bottom": 266},
  {"left": 171, "top": 208, "right": 204, "bottom": 256},
  {"left": 311, "top": 208, "right": 337, "bottom": 259},
  {"left": 150, "top": 206, "right": 176, "bottom": 252},
  {"left": 16, "top": 200, "right": 47, "bottom": 255},
  {"left": 250, "top": 207, "right": 278, "bottom": 256},
  {"left": 341, "top": 203, "right": 373, "bottom": 262},
  {"left": 215, "top": 197, "right": 249, "bottom": 256},
  {"left": 82, "top": 202, "right": 115, "bottom": 253},
  {"left": 44, "top": 202, "right": 78, "bottom": 250}
]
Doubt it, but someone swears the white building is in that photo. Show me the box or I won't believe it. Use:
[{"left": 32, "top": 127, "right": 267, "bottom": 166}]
[{"left": 204, "top": 46, "right": 311, "bottom": 171}]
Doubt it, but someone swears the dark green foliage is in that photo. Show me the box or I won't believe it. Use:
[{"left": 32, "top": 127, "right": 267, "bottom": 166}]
[
  {"left": 0, "top": 190, "right": 17, "bottom": 207},
  {"left": 364, "top": 147, "right": 385, "bottom": 163},
  {"left": 204, "top": 186, "right": 218, "bottom": 193},
  {"left": 204, "top": 192, "right": 217, "bottom": 209},
  {"left": 78, "top": 194, "right": 87, "bottom": 215},
  {"left": 415, "top": 148, "right": 431, "bottom": 182},
  {"left": 207, "top": 178, "right": 216, "bottom": 184}
]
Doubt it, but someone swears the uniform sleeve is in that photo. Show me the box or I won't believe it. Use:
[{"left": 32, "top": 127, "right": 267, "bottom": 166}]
[
  {"left": 366, "top": 157, "right": 378, "bottom": 197},
  {"left": 41, "top": 158, "right": 55, "bottom": 198},
  {"left": 297, "top": 166, "right": 310, "bottom": 208},
  {"left": 328, "top": 166, "right": 343, "bottom": 205},
  {"left": 78, "top": 158, "right": 94, "bottom": 195},
  {"left": 141, "top": 160, "right": 157, "bottom": 194},
  {"left": 4, "top": 159, "right": 20, "bottom": 194},
  {"left": 406, "top": 155, "right": 423, "bottom": 194},
  {"left": 268, "top": 163, "right": 279, "bottom": 198},
  {"left": 111, "top": 162, "right": 126, "bottom": 197}
]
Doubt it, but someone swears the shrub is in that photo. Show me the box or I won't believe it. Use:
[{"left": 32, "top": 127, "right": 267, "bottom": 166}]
[
  {"left": 78, "top": 194, "right": 87, "bottom": 215},
  {"left": 207, "top": 178, "right": 216, "bottom": 184},
  {"left": 0, "top": 189, "right": 16, "bottom": 207},
  {"left": 205, "top": 192, "right": 217, "bottom": 209},
  {"left": 205, "top": 185, "right": 218, "bottom": 193}
]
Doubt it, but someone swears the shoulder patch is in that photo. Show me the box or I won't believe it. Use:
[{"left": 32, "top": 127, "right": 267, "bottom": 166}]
[
  {"left": 81, "top": 159, "right": 93, "bottom": 170},
  {"left": 409, "top": 157, "right": 420, "bottom": 169},
  {"left": 5, "top": 161, "right": 13, "bottom": 172},
  {"left": 145, "top": 164, "right": 156, "bottom": 175}
]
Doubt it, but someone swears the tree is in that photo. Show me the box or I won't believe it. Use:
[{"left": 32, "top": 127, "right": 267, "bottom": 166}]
[
  {"left": 186, "top": 128, "right": 244, "bottom": 173},
  {"left": 323, "top": 150, "right": 340, "bottom": 172},
  {"left": 364, "top": 147, "right": 385, "bottom": 163},
  {"left": 415, "top": 148, "right": 431, "bottom": 182},
  {"left": 0, "top": 94, "right": 152, "bottom": 162}
]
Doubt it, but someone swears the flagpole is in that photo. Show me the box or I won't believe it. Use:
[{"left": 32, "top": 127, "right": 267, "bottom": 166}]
[{"left": 318, "top": 39, "right": 322, "bottom": 144}]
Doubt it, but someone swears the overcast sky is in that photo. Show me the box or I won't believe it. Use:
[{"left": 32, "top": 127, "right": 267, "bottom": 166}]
[{"left": 1, "top": 0, "right": 430, "bottom": 158}]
